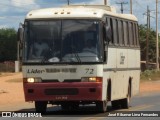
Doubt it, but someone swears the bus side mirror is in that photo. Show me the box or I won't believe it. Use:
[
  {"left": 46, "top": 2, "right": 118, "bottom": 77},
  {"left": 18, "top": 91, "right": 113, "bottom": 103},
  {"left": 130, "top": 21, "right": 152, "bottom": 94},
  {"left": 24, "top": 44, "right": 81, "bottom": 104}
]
[
  {"left": 17, "top": 27, "right": 24, "bottom": 42},
  {"left": 17, "top": 27, "right": 24, "bottom": 61},
  {"left": 17, "top": 27, "right": 24, "bottom": 49}
]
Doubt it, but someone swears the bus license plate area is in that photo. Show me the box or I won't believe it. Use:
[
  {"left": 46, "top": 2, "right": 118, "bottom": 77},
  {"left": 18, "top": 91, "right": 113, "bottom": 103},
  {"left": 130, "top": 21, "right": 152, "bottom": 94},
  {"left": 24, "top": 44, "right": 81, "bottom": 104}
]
[
  {"left": 44, "top": 88, "right": 79, "bottom": 95},
  {"left": 55, "top": 96, "right": 68, "bottom": 100}
]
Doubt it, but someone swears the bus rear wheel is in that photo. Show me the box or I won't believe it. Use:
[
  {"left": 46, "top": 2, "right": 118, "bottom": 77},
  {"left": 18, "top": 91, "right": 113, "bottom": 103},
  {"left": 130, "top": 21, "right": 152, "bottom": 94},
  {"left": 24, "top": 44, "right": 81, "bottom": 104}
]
[
  {"left": 35, "top": 101, "right": 47, "bottom": 113},
  {"left": 121, "top": 84, "right": 131, "bottom": 109},
  {"left": 96, "top": 100, "right": 107, "bottom": 113},
  {"left": 111, "top": 100, "right": 121, "bottom": 109}
]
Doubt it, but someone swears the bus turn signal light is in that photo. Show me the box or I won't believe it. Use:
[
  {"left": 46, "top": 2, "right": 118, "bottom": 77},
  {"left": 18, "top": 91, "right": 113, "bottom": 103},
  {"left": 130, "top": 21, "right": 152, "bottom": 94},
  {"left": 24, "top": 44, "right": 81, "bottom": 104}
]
[
  {"left": 81, "top": 77, "right": 102, "bottom": 82},
  {"left": 24, "top": 78, "right": 42, "bottom": 83}
]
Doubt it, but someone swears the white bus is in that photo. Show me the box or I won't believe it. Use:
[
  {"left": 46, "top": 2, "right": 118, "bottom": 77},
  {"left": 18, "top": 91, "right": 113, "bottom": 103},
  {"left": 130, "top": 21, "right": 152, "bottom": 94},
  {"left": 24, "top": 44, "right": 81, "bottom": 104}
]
[{"left": 18, "top": 5, "right": 140, "bottom": 113}]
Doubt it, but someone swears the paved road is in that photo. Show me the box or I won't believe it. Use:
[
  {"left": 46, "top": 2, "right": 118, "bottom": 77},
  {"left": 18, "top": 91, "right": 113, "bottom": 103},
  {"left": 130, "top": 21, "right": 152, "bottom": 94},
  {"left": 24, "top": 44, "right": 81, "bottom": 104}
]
[{"left": 1, "top": 91, "right": 160, "bottom": 119}]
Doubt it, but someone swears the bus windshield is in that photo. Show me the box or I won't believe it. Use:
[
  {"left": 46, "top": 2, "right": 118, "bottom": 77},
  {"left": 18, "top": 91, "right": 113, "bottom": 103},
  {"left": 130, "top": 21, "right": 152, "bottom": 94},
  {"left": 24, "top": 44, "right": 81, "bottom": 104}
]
[{"left": 24, "top": 20, "right": 103, "bottom": 63}]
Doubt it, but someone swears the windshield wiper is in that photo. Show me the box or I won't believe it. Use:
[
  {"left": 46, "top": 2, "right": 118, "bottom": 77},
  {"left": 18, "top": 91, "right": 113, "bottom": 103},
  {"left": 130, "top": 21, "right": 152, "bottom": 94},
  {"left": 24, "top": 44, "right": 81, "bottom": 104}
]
[
  {"left": 74, "top": 52, "right": 81, "bottom": 62},
  {"left": 72, "top": 48, "right": 81, "bottom": 63},
  {"left": 41, "top": 56, "right": 48, "bottom": 63}
]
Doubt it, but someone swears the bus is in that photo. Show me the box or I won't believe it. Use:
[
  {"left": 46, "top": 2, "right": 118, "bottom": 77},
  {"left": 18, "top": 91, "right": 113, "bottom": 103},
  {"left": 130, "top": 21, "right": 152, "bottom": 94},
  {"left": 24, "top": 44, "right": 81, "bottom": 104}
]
[{"left": 18, "top": 5, "right": 140, "bottom": 113}]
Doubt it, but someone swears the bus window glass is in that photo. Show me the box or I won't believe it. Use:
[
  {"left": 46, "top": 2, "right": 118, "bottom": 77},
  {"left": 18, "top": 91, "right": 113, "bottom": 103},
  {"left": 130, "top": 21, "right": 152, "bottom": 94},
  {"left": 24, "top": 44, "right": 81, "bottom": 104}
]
[
  {"left": 25, "top": 21, "right": 61, "bottom": 62},
  {"left": 62, "top": 20, "right": 102, "bottom": 62},
  {"left": 129, "top": 22, "right": 133, "bottom": 46},
  {"left": 136, "top": 24, "right": 139, "bottom": 46},
  {"left": 118, "top": 20, "right": 124, "bottom": 46},
  {"left": 105, "top": 17, "right": 112, "bottom": 44},
  {"left": 123, "top": 21, "right": 128, "bottom": 46},
  {"left": 112, "top": 19, "right": 118, "bottom": 45},
  {"left": 24, "top": 20, "right": 103, "bottom": 63},
  {"left": 109, "top": 18, "right": 114, "bottom": 45},
  {"left": 133, "top": 23, "right": 136, "bottom": 46}
]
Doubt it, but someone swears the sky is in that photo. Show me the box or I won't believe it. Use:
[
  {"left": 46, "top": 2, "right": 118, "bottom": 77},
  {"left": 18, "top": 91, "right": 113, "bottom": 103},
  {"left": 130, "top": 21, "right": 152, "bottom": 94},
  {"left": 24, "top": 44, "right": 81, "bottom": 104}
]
[{"left": 0, "top": 0, "right": 160, "bottom": 31}]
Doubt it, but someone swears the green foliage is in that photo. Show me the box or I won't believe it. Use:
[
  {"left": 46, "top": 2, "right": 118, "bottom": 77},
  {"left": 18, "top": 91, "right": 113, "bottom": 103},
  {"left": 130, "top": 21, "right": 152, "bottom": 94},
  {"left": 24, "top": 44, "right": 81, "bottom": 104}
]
[
  {"left": 139, "top": 24, "right": 158, "bottom": 62},
  {"left": 0, "top": 28, "right": 17, "bottom": 62},
  {"left": 141, "top": 70, "right": 160, "bottom": 81}
]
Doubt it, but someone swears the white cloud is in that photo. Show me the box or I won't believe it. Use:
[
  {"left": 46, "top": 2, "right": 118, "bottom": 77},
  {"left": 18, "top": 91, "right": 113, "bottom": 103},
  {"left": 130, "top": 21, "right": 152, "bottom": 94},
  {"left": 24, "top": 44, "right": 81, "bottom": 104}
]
[
  {"left": 0, "top": 1, "right": 11, "bottom": 12},
  {"left": 11, "top": 0, "right": 40, "bottom": 10},
  {"left": 0, "top": 0, "right": 159, "bottom": 31},
  {"left": 0, "top": 17, "right": 6, "bottom": 19},
  {"left": 0, "top": 25, "right": 8, "bottom": 29},
  {"left": 11, "top": 0, "right": 36, "bottom": 6},
  {"left": 74, "top": 0, "right": 111, "bottom": 5},
  {"left": 0, "top": 15, "right": 24, "bottom": 29},
  {"left": 87, "top": 0, "right": 104, "bottom": 4}
]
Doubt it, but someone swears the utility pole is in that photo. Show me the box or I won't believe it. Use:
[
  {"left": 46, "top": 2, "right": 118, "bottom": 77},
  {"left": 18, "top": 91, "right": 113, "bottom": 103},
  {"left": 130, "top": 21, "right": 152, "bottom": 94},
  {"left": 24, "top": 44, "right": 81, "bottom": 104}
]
[
  {"left": 146, "top": 6, "right": 150, "bottom": 69},
  {"left": 67, "top": 0, "right": 69, "bottom": 5},
  {"left": 156, "top": 0, "right": 159, "bottom": 70},
  {"left": 130, "top": 0, "right": 132, "bottom": 14},
  {"left": 104, "top": 0, "right": 107, "bottom": 5},
  {"left": 116, "top": 2, "right": 128, "bottom": 14}
]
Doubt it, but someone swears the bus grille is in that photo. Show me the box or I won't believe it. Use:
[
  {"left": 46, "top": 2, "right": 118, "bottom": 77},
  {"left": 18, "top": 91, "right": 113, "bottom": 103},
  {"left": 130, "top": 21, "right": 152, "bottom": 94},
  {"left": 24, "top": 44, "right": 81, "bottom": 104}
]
[
  {"left": 42, "top": 79, "right": 59, "bottom": 82},
  {"left": 44, "top": 88, "right": 79, "bottom": 95},
  {"left": 63, "top": 79, "right": 81, "bottom": 82}
]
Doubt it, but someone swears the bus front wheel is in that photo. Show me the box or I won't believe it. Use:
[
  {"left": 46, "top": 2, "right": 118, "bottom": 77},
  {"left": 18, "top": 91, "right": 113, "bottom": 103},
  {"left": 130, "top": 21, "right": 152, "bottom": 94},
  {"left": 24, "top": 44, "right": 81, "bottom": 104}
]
[
  {"left": 96, "top": 100, "right": 107, "bottom": 113},
  {"left": 35, "top": 101, "right": 47, "bottom": 113}
]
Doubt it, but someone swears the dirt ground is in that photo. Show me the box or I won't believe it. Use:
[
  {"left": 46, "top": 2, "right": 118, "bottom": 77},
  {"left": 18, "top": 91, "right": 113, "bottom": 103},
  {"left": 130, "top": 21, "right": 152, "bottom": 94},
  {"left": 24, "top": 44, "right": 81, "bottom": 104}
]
[
  {"left": 1, "top": 73, "right": 160, "bottom": 111},
  {"left": 0, "top": 73, "right": 24, "bottom": 109}
]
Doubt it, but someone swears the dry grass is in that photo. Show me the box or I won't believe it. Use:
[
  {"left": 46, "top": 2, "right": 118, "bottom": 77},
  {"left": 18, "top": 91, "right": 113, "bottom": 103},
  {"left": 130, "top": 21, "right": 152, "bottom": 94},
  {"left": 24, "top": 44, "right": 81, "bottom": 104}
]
[
  {"left": 141, "top": 70, "right": 160, "bottom": 82},
  {"left": 0, "top": 72, "right": 15, "bottom": 77},
  {"left": 5, "top": 78, "right": 23, "bottom": 83}
]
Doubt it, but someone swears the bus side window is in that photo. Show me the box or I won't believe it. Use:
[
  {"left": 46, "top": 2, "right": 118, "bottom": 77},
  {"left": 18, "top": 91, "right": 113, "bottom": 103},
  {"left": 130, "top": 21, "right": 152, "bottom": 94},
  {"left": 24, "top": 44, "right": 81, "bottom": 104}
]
[
  {"left": 112, "top": 19, "right": 119, "bottom": 46},
  {"left": 133, "top": 23, "right": 138, "bottom": 47},
  {"left": 129, "top": 22, "right": 134, "bottom": 47},
  {"left": 133, "top": 23, "right": 136, "bottom": 46},
  {"left": 136, "top": 23, "right": 139, "bottom": 46},
  {"left": 105, "top": 17, "right": 112, "bottom": 44},
  {"left": 118, "top": 20, "right": 124, "bottom": 46},
  {"left": 123, "top": 21, "right": 129, "bottom": 46},
  {"left": 109, "top": 18, "right": 114, "bottom": 45}
]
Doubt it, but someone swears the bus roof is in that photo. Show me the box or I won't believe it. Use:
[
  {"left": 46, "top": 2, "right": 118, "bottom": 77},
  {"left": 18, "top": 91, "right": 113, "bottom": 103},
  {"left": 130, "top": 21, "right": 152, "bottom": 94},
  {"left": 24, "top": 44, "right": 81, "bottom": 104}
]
[{"left": 26, "top": 5, "right": 138, "bottom": 21}]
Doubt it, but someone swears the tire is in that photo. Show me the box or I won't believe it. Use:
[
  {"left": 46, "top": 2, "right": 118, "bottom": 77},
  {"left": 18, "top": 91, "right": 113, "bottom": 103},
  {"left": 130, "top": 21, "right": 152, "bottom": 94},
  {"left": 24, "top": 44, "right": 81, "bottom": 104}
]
[
  {"left": 111, "top": 100, "right": 121, "bottom": 109},
  {"left": 121, "top": 84, "right": 131, "bottom": 109},
  {"left": 96, "top": 101, "right": 107, "bottom": 113},
  {"left": 35, "top": 101, "right": 47, "bottom": 113}
]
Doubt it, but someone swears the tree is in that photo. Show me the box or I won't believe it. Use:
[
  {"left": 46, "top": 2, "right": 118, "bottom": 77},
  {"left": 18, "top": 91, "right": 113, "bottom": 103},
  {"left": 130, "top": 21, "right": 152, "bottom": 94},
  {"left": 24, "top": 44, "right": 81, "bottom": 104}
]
[
  {"left": 0, "top": 28, "right": 17, "bottom": 62},
  {"left": 139, "top": 24, "right": 159, "bottom": 63}
]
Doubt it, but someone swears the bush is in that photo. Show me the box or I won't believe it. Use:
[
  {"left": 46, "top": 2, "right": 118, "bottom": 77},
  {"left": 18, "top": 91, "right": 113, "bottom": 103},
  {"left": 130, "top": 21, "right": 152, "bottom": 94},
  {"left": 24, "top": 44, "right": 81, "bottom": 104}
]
[{"left": 141, "top": 70, "right": 160, "bottom": 81}]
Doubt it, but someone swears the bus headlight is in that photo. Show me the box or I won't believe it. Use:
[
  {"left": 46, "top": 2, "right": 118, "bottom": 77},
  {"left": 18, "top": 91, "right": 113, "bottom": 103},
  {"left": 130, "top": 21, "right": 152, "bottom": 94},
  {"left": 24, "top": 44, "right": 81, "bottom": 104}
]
[
  {"left": 81, "top": 77, "right": 102, "bottom": 82},
  {"left": 26, "top": 78, "right": 42, "bottom": 83}
]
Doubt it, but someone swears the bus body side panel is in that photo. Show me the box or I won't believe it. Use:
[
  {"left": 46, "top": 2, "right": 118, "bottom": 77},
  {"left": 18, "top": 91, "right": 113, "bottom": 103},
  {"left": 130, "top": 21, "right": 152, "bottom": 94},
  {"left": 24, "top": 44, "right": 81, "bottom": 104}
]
[
  {"left": 106, "top": 47, "right": 140, "bottom": 101},
  {"left": 127, "top": 49, "right": 140, "bottom": 96},
  {"left": 103, "top": 47, "right": 116, "bottom": 101},
  {"left": 130, "top": 49, "right": 140, "bottom": 96}
]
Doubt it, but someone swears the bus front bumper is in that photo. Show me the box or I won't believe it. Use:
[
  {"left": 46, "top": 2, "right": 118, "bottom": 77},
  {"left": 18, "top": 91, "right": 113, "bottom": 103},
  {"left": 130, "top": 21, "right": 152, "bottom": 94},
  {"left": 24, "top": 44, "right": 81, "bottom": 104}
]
[{"left": 23, "top": 82, "right": 102, "bottom": 102}]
